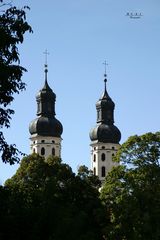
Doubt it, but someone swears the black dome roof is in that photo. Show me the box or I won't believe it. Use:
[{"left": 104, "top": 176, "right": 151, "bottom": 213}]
[
  {"left": 96, "top": 90, "right": 115, "bottom": 110},
  {"left": 90, "top": 123, "right": 121, "bottom": 144},
  {"left": 29, "top": 65, "right": 63, "bottom": 138},
  {"left": 36, "top": 80, "right": 56, "bottom": 101},
  {"left": 90, "top": 76, "right": 121, "bottom": 144},
  {"left": 29, "top": 116, "right": 63, "bottom": 137}
]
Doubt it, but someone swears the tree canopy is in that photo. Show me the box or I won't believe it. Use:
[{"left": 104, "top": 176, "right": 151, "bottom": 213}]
[
  {"left": 1, "top": 154, "right": 106, "bottom": 240},
  {"left": 1, "top": 132, "right": 160, "bottom": 239},
  {"left": 100, "top": 132, "right": 160, "bottom": 240},
  {"left": 0, "top": 0, "right": 32, "bottom": 164}
]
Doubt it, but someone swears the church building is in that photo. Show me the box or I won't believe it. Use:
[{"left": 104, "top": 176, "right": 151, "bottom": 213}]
[
  {"left": 28, "top": 61, "right": 121, "bottom": 182},
  {"left": 89, "top": 71, "right": 121, "bottom": 182},
  {"left": 29, "top": 63, "right": 63, "bottom": 158}
]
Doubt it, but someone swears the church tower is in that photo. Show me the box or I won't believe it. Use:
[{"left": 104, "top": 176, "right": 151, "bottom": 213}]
[
  {"left": 89, "top": 70, "right": 121, "bottom": 182},
  {"left": 29, "top": 63, "right": 63, "bottom": 158}
]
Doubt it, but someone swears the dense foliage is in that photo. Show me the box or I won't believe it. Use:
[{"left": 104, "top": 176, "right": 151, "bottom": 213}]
[
  {"left": 0, "top": 0, "right": 32, "bottom": 164},
  {"left": 100, "top": 132, "right": 160, "bottom": 240},
  {"left": 0, "top": 154, "right": 106, "bottom": 240},
  {"left": 0, "top": 132, "right": 160, "bottom": 239}
]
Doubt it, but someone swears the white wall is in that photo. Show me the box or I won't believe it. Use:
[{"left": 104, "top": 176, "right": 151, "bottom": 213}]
[
  {"left": 30, "top": 134, "right": 62, "bottom": 158},
  {"left": 90, "top": 142, "right": 120, "bottom": 182}
]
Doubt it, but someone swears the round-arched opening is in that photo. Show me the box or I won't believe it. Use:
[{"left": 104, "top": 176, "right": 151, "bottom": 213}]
[
  {"left": 101, "top": 153, "right": 106, "bottom": 161},
  {"left": 41, "top": 147, "right": 45, "bottom": 156},
  {"left": 101, "top": 166, "right": 106, "bottom": 177}
]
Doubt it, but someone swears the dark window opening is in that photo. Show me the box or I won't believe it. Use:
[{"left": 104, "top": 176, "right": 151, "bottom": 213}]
[
  {"left": 41, "top": 147, "right": 45, "bottom": 156},
  {"left": 93, "top": 154, "right": 96, "bottom": 162},
  {"left": 37, "top": 102, "right": 40, "bottom": 112},
  {"left": 112, "top": 146, "right": 115, "bottom": 150},
  {"left": 102, "top": 146, "right": 105, "bottom": 149},
  {"left": 101, "top": 153, "right": 106, "bottom": 161},
  {"left": 93, "top": 167, "right": 96, "bottom": 175},
  {"left": 52, "top": 148, "right": 55, "bottom": 156},
  {"left": 97, "top": 110, "right": 100, "bottom": 119},
  {"left": 101, "top": 166, "right": 106, "bottom": 177},
  {"left": 41, "top": 140, "right": 45, "bottom": 143}
]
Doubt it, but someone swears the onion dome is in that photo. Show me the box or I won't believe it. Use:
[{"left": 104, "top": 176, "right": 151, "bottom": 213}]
[
  {"left": 36, "top": 80, "right": 56, "bottom": 111},
  {"left": 29, "top": 64, "right": 63, "bottom": 137},
  {"left": 90, "top": 74, "right": 121, "bottom": 144},
  {"left": 90, "top": 124, "right": 121, "bottom": 143},
  {"left": 29, "top": 116, "right": 63, "bottom": 137}
]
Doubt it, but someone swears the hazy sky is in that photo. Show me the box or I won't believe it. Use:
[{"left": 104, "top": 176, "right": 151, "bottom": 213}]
[{"left": 1, "top": 0, "right": 160, "bottom": 184}]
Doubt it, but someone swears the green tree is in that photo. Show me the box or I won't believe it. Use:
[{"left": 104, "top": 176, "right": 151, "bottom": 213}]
[
  {"left": 100, "top": 132, "right": 160, "bottom": 240},
  {"left": 78, "top": 165, "right": 101, "bottom": 188},
  {"left": 0, "top": 0, "right": 32, "bottom": 164},
  {"left": 3, "top": 154, "right": 105, "bottom": 240}
]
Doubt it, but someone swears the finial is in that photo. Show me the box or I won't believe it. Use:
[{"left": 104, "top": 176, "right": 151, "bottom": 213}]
[
  {"left": 43, "top": 49, "right": 49, "bottom": 83},
  {"left": 103, "top": 60, "right": 108, "bottom": 77},
  {"left": 103, "top": 60, "right": 108, "bottom": 92}
]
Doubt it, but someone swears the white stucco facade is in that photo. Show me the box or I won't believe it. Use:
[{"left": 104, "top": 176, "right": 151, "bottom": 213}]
[
  {"left": 30, "top": 134, "right": 62, "bottom": 158},
  {"left": 90, "top": 141, "right": 120, "bottom": 182}
]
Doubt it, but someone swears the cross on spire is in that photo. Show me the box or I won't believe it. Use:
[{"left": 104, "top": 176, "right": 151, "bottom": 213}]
[
  {"left": 103, "top": 60, "right": 108, "bottom": 77},
  {"left": 43, "top": 49, "right": 49, "bottom": 66},
  {"left": 103, "top": 60, "right": 108, "bottom": 93},
  {"left": 43, "top": 49, "right": 49, "bottom": 83}
]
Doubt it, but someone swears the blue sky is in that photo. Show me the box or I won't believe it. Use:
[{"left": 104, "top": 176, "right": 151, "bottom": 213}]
[{"left": 1, "top": 0, "right": 160, "bottom": 184}]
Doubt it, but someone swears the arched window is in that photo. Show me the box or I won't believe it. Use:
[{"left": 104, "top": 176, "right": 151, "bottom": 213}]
[
  {"left": 52, "top": 140, "right": 55, "bottom": 143},
  {"left": 93, "top": 167, "right": 96, "bottom": 175},
  {"left": 37, "top": 102, "right": 40, "bottom": 112},
  {"left": 101, "top": 166, "right": 106, "bottom": 177},
  {"left": 93, "top": 154, "right": 96, "bottom": 162},
  {"left": 97, "top": 110, "right": 100, "bottom": 119},
  {"left": 52, "top": 148, "right": 55, "bottom": 156},
  {"left": 102, "top": 146, "right": 105, "bottom": 149},
  {"left": 41, "top": 140, "right": 45, "bottom": 143},
  {"left": 41, "top": 147, "right": 45, "bottom": 156},
  {"left": 101, "top": 153, "right": 106, "bottom": 161}
]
